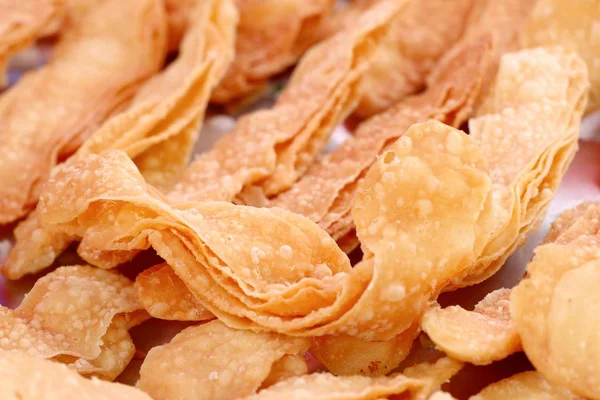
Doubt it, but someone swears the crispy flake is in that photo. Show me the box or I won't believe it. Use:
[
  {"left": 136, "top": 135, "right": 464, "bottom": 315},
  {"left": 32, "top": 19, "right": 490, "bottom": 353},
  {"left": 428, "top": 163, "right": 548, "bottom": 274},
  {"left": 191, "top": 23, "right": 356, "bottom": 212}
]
[
  {"left": 469, "top": 371, "right": 583, "bottom": 400},
  {"left": 271, "top": 33, "right": 494, "bottom": 249},
  {"left": 511, "top": 203, "right": 600, "bottom": 399},
  {"left": 421, "top": 289, "right": 520, "bottom": 365},
  {"left": 210, "top": 0, "right": 336, "bottom": 104},
  {"left": 0, "top": 0, "right": 166, "bottom": 223},
  {"left": 0, "top": 265, "right": 144, "bottom": 379},
  {"left": 241, "top": 357, "right": 462, "bottom": 400},
  {"left": 0, "top": 351, "right": 152, "bottom": 400},
  {"left": 137, "top": 320, "right": 309, "bottom": 400},
  {"left": 136, "top": 263, "right": 214, "bottom": 321},
  {"left": 170, "top": 0, "right": 407, "bottom": 202},
  {"left": 3, "top": 0, "right": 237, "bottom": 278},
  {"left": 34, "top": 119, "right": 490, "bottom": 341},
  {"left": 521, "top": 0, "right": 600, "bottom": 113},
  {"left": 453, "top": 47, "right": 589, "bottom": 287}
]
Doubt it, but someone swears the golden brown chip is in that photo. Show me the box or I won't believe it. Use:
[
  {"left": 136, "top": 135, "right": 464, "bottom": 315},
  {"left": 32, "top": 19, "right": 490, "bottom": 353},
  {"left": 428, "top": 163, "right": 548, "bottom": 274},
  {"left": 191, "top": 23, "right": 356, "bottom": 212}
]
[
  {"left": 135, "top": 263, "right": 214, "bottom": 321},
  {"left": 271, "top": 33, "right": 495, "bottom": 249},
  {"left": 0, "top": 351, "right": 152, "bottom": 400},
  {"left": 170, "top": 0, "right": 408, "bottom": 203},
  {"left": 521, "top": 0, "right": 600, "bottom": 113},
  {"left": 3, "top": 0, "right": 237, "bottom": 279},
  {"left": 512, "top": 228, "right": 600, "bottom": 398},
  {"left": 543, "top": 202, "right": 600, "bottom": 245},
  {"left": 430, "top": 391, "right": 458, "bottom": 400},
  {"left": 0, "top": 0, "right": 64, "bottom": 87},
  {"left": 0, "top": 265, "right": 144, "bottom": 379},
  {"left": 0, "top": 0, "right": 166, "bottom": 223},
  {"left": 35, "top": 119, "right": 490, "bottom": 341},
  {"left": 469, "top": 371, "right": 583, "bottom": 400},
  {"left": 454, "top": 47, "right": 589, "bottom": 287},
  {"left": 310, "top": 323, "right": 419, "bottom": 376},
  {"left": 241, "top": 357, "right": 462, "bottom": 400},
  {"left": 210, "top": 0, "right": 336, "bottom": 104},
  {"left": 137, "top": 320, "right": 310, "bottom": 400},
  {"left": 421, "top": 289, "right": 520, "bottom": 365}
]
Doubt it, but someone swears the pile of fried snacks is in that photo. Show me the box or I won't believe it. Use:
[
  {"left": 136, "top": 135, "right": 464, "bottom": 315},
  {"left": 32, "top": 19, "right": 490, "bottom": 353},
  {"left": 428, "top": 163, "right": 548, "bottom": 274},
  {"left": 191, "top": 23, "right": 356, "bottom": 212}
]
[{"left": 0, "top": 0, "right": 599, "bottom": 399}]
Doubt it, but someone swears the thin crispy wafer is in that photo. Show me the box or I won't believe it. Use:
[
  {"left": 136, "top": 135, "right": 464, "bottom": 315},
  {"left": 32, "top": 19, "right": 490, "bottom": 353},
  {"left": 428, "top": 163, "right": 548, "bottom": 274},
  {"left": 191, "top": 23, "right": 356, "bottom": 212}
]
[
  {"left": 136, "top": 264, "right": 214, "bottom": 321},
  {"left": 421, "top": 289, "right": 520, "bottom": 365},
  {"left": 210, "top": 0, "right": 336, "bottom": 104},
  {"left": 511, "top": 204, "right": 600, "bottom": 399},
  {"left": 241, "top": 357, "right": 462, "bottom": 400},
  {"left": 3, "top": 0, "right": 237, "bottom": 279},
  {"left": 0, "top": 265, "right": 145, "bottom": 379},
  {"left": 0, "top": 351, "right": 152, "bottom": 400},
  {"left": 521, "top": 0, "right": 600, "bottom": 113},
  {"left": 35, "top": 119, "right": 490, "bottom": 340},
  {"left": 469, "top": 371, "right": 583, "bottom": 400},
  {"left": 0, "top": 0, "right": 166, "bottom": 223},
  {"left": 272, "top": 34, "right": 494, "bottom": 250},
  {"left": 454, "top": 47, "right": 588, "bottom": 287},
  {"left": 137, "top": 320, "right": 310, "bottom": 400},
  {"left": 170, "top": 0, "right": 408, "bottom": 203},
  {"left": 0, "top": 0, "right": 64, "bottom": 87}
]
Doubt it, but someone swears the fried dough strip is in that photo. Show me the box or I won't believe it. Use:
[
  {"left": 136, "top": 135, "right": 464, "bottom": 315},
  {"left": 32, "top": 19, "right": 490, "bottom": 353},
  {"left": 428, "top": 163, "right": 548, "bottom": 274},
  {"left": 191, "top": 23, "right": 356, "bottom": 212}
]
[
  {"left": 0, "top": 266, "right": 146, "bottom": 379},
  {"left": 137, "top": 320, "right": 310, "bottom": 400},
  {"left": 512, "top": 202, "right": 600, "bottom": 399},
  {"left": 35, "top": 118, "right": 491, "bottom": 340},
  {"left": 241, "top": 358, "right": 462, "bottom": 400},
  {"left": 210, "top": 0, "right": 336, "bottom": 104},
  {"left": 272, "top": 34, "right": 495, "bottom": 250},
  {"left": 470, "top": 371, "right": 583, "bottom": 400},
  {"left": 0, "top": 0, "right": 64, "bottom": 87},
  {"left": 4, "top": 0, "right": 237, "bottom": 279},
  {"left": 0, "top": 351, "right": 152, "bottom": 400},
  {"left": 0, "top": 0, "right": 167, "bottom": 223},
  {"left": 521, "top": 0, "right": 600, "bottom": 113},
  {"left": 170, "top": 0, "right": 409, "bottom": 203}
]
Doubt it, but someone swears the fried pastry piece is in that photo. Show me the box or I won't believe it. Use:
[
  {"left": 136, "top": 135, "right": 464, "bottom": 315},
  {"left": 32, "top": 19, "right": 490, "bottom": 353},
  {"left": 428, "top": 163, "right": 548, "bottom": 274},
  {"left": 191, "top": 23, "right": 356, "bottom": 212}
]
[
  {"left": 272, "top": 34, "right": 495, "bottom": 250},
  {"left": 469, "top": 371, "right": 583, "bottom": 400},
  {"left": 0, "top": 0, "right": 167, "bottom": 223},
  {"left": 3, "top": 0, "right": 237, "bottom": 279},
  {"left": 454, "top": 47, "right": 588, "bottom": 287},
  {"left": 170, "top": 0, "right": 408, "bottom": 202},
  {"left": 421, "top": 289, "right": 520, "bottom": 365},
  {"left": 521, "top": 0, "right": 600, "bottom": 113},
  {"left": 35, "top": 119, "right": 491, "bottom": 340},
  {"left": 137, "top": 320, "right": 310, "bottom": 400},
  {"left": 210, "top": 0, "right": 336, "bottom": 104},
  {"left": 0, "top": 351, "right": 152, "bottom": 400},
  {"left": 0, "top": 0, "right": 64, "bottom": 87},
  {"left": 0, "top": 265, "right": 146, "bottom": 380},
  {"left": 241, "top": 358, "right": 462, "bottom": 400},
  {"left": 512, "top": 202, "right": 600, "bottom": 399}
]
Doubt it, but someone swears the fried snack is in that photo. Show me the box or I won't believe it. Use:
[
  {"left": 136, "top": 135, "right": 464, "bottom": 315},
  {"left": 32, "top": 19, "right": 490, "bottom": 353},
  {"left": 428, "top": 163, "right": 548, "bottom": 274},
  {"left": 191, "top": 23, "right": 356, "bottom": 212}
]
[
  {"left": 171, "top": 0, "right": 407, "bottom": 203},
  {"left": 421, "top": 289, "right": 520, "bottom": 365},
  {"left": 353, "top": 0, "right": 475, "bottom": 117},
  {"left": 521, "top": 0, "right": 600, "bottom": 113},
  {"left": 0, "top": 0, "right": 64, "bottom": 87},
  {"left": 136, "top": 263, "right": 214, "bottom": 321},
  {"left": 310, "top": 323, "right": 418, "bottom": 376},
  {"left": 0, "top": 265, "right": 145, "bottom": 380},
  {"left": 452, "top": 47, "right": 589, "bottom": 288},
  {"left": 543, "top": 202, "right": 600, "bottom": 245},
  {"left": 137, "top": 320, "right": 310, "bottom": 400},
  {"left": 210, "top": 0, "right": 336, "bottom": 104},
  {"left": 272, "top": 34, "right": 494, "bottom": 249},
  {"left": 0, "top": 351, "right": 152, "bottom": 400},
  {"left": 469, "top": 371, "right": 583, "bottom": 400},
  {"left": 242, "top": 357, "right": 462, "bottom": 400},
  {"left": 35, "top": 118, "right": 490, "bottom": 341},
  {"left": 430, "top": 392, "right": 458, "bottom": 400},
  {"left": 0, "top": 0, "right": 166, "bottom": 223},
  {"left": 3, "top": 0, "right": 237, "bottom": 279},
  {"left": 511, "top": 204, "right": 600, "bottom": 399}
]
